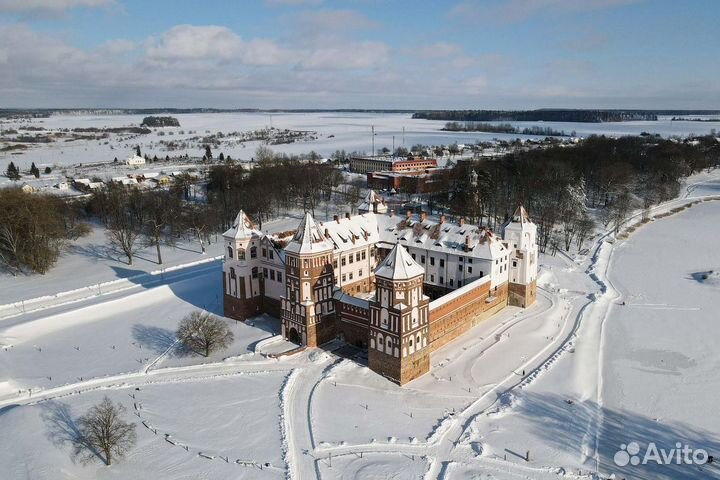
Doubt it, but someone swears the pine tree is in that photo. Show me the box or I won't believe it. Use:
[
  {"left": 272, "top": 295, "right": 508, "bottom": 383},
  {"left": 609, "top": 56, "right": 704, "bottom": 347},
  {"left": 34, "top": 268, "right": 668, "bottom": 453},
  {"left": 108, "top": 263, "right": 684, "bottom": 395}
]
[
  {"left": 204, "top": 145, "right": 212, "bottom": 160},
  {"left": 135, "top": 146, "right": 141, "bottom": 157},
  {"left": 44, "top": 166, "right": 52, "bottom": 174},
  {"left": 6, "top": 162, "right": 19, "bottom": 180},
  {"left": 218, "top": 152, "right": 225, "bottom": 161},
  {"left": 30, "top": 162, "right": 39, "bottom": 178}
]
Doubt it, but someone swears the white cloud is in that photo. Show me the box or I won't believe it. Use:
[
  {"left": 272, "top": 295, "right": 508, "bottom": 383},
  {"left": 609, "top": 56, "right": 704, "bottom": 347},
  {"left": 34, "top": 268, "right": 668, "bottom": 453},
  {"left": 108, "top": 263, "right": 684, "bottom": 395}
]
[
  {"left": 296, "top": 41, "right": 389, "bottom": 70},
  {"left": 145, "top": 25, "right": 292, "bottom": 66},
  {"left": 96, "top": 38, "right": 136, "bottom": 55},
  {"left": 0, "top": 0, "right": 115, "bottom": 15}
]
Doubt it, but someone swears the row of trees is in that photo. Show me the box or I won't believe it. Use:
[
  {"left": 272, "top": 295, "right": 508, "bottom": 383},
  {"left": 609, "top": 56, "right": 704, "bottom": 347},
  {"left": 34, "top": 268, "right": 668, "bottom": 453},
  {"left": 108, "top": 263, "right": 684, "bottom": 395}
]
[
  {"left": 443, "top": 135, "right": 720, "bottom": 253},
  {"left": 207, "top": 148, "right": 342, "bottom": 230},
  {"left": 0, "top": 189, "right": 89, "bottom": 274},
  {"left": 87, "top": 184, "right": 215, "bottom": 266},
  {"left": 6, "top": 161, "right": 52, "bottom": 180}
]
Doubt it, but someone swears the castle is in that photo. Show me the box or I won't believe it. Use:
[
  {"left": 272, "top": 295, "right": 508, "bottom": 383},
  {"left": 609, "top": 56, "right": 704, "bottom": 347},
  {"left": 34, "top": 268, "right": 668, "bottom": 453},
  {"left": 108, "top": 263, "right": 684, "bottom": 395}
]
[{"left": 222, "top": 191, "right": 538, "bottom": 385}]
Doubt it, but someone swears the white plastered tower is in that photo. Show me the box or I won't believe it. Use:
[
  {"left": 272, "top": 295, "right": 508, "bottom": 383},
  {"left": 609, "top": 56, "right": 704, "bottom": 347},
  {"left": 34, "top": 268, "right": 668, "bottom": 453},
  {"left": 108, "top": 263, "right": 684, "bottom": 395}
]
[
  {"left": 222, "top": 210, "right": 264, "bottom": 319},
  {"left": 503, "top": 206, "right": 538, "bottom": 307}
]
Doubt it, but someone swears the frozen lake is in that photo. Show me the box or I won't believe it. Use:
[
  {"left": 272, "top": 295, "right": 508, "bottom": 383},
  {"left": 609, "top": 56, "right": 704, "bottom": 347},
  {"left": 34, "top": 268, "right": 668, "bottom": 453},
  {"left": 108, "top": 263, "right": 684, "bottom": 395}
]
[{"left": 2, "top": 112, "right": 719, "bottom": 170}]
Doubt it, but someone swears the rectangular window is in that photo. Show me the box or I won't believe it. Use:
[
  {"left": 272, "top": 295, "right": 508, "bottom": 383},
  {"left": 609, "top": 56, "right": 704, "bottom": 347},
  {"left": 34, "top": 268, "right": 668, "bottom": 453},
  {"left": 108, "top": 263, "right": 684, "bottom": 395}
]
[
  {"left": 513, "top": 260, "right": 517, "bottom": 267},
  {"left": 468, "top": 267, "right": 472, "bottom": 274},
  {"left": 450, "top": 279, "right": 454, "bottom": 286},
  {"left": 349, "top": 272, "right": 353, "bottom": 280},
  {"left": 349, "top": 255, "right": 354, "bottom": 264},
  {"left": 342, "top": 274, "right": 347, "bottom": 282},
  {"left": 263, "top": 268, "right": 268, "bottom": 278},
  {"left": 269, "top": 250, "right": 274, "bottom": 260},
  {"left": 359, "top": 269, "right": 363, "bottom": 277},
  {"left": 270, "top": 270, "right": 275, "bottom": 281},
  {"left": 430, "top": 274, "right": 434, "bottom": 282},
  {"left": 341, "top": 257, "right": 346, "bottom": 266},
  {"left": 468, "top": 258, "right": 473, "bottom": 264},
  {"left": 421, "top": 255, "right": 425, "bottom": 264},
  {"left": 459, "top": 256, "right": 464, "bottom": 262},
  {"left": 440, "top": 276, "right": 444, "bottom": 284},
  {"left": 439, "top": 259, "right": 445, "bottom": 268},
  {"left": 430, "top": 257, "right": 435, "bottom": 266},
  {"left": 262, "top": 248, "right": 267, "bottom": 257},
  {"left": 277, "top": 272, "right": 282, "bottom": 283},
  {"left": 458, "top": 265, "right": 462, "bottom": 272},
  {"left": 412, "top": 253, "right": 416, "bottom": 260},
  {"left": 361, "top": 250, "right": 366, "bottom": 260},
  {"left": 356, "top": 252, "right": 361, "bottom": 262}
]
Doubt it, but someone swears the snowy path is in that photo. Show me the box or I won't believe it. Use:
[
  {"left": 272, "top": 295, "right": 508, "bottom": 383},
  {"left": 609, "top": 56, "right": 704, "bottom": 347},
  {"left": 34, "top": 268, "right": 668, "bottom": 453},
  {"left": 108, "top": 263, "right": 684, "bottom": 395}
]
[{"left": 1, "top": 169, "right": 718, "bottom": 479}]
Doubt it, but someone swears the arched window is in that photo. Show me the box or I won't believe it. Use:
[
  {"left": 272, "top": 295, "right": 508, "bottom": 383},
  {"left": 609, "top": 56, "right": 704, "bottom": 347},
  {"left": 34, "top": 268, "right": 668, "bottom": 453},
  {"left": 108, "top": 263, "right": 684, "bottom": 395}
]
[
  {"left": 409, "top": 338, "right": 413, "bottom": 347},
  {"left": 250, "top": 246, "right": 257, "bottom": 258},
  {"left": 416, "top": 334, "right": 422, "bottom": 347},
  {"left": 238, "top": 248, "right": 246, "bottom": 260},
  {"left": 230, "top": 267, "right": 236, "bottom": 279},
  {"left": 386, "top": 338, "right": 392, "bottom": 350},
  {"left": 227, "top": 246, "right": 234, "bottom": 259}
]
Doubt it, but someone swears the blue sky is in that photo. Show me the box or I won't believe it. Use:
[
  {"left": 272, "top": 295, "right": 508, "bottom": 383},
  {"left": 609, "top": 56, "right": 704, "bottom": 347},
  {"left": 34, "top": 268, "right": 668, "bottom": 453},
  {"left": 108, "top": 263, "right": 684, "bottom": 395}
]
[{"left": 0, "top": 0, "right": 718, "bottom": 109}]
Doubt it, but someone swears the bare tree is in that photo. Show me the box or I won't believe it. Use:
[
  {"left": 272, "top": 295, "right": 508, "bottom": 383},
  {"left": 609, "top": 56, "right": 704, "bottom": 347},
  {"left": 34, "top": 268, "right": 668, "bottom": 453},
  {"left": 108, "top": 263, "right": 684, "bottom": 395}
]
[
  {"left": 141, "top": 190, "right": 181, "bottom": 265},
  {"left": 182, "top": 203, "right": 213, "bottom": 254},
  {"left": 105, "top": 187, "right": 142, "bottom": 265},
  {"left": 76, "top": 397, "right": 136, "bottom": 466},
  {"left": 176, "top": 311, "right": 234, "bottom": 357}
]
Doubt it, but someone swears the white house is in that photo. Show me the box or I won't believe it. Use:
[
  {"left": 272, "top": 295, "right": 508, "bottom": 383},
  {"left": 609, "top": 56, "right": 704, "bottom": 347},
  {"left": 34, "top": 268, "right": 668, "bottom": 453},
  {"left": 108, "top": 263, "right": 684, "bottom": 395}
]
[{"left": 126, "top": 155, "right": 146, "bottom": 166}]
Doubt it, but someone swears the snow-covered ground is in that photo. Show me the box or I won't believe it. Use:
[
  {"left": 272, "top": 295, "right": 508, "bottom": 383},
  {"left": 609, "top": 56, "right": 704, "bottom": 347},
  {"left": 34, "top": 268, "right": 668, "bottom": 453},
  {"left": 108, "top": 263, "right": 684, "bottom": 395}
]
[
  {"left": 3, "top": 112, "right": 718, "bottom": 172},
  {"left": 1, "top": 166, "right": 719, "bottom": 479}
]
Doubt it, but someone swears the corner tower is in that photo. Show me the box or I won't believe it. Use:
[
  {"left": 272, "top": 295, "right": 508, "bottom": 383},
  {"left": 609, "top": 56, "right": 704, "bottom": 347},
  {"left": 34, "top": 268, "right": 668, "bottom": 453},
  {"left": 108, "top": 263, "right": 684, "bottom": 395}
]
[
  {"left": 368, "top": 243, "right": 430, "bottom": 385},
  {"left": 503, "top": 206, "right": 538, "bottom": 308},
  {"left": 281, "top": 213, "right": 336, "bottom": 347},
  {"left": 222, "top": 210, "right": 264, "bottom": 320}
]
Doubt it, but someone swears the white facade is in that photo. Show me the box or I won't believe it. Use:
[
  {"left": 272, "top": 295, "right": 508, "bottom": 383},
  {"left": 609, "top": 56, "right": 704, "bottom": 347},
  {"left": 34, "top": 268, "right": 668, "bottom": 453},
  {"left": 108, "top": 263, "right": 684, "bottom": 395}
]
[
  {"left": 502, "top": 206, "right": 538, "bottom": 286},
  {"left": 126, "top": 155, "right": 146, "bottom": 166},
  {"left": 223, "top": 210, "right": 285, "bottom": 304}
]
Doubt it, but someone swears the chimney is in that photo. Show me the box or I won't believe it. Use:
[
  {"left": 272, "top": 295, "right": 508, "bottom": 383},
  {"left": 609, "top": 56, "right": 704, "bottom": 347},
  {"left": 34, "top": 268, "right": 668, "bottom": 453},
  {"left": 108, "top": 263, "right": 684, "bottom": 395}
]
[
  {"left": 324, "top": 228, "right": 330, "bottom": 238},
  {"left": 363, "top": 231, "right": 369, "bottom": 241},
  {"left": 345, "top": 212, "right": 351, "bottom": 220},
  {"left": 420, "top": 211, "right": 427, "bottom": 222},
  {"left": 333, "top": 214, "right": 339, "bottom": 223},
  {"left": 351, "top": 235, "right": 356, "bottom": 244},
  {"left": 459, "top": 217, "right": 465, "bottom": 226},
  {"left": 464, "top": 235, "right": 471, "bottom": 252},
  {"left": 439, "top": 214, "right": 446, "bottom": 224}
]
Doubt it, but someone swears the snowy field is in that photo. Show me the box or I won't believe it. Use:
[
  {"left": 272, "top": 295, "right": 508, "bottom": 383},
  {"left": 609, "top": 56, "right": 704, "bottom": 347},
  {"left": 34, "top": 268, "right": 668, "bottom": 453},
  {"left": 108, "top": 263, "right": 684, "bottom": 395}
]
[
  {"left": 0, "top": 169, "right": 719, "bottom": 479},
  {"left": 2, "top": 111, "right": 719, "bottom": 171}
]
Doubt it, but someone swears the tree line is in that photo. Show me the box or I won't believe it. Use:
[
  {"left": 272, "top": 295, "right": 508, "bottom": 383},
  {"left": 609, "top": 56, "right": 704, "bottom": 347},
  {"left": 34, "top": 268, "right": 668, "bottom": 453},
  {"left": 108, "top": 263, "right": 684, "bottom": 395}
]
[
  {"left": 442, "top": 121, "right": 574, "bottom": 137},
  {"left": 442, "top": 135, "right": 720, "bottom": 253},
  {"left": 414, "top": 109, "right": 659, "bottom": 123},
  {"left": 0, "top": 188, "right": 89, "bottom": 274},
  {"left": 206, "top": 148, "right": 342, "bottom": 230}
]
